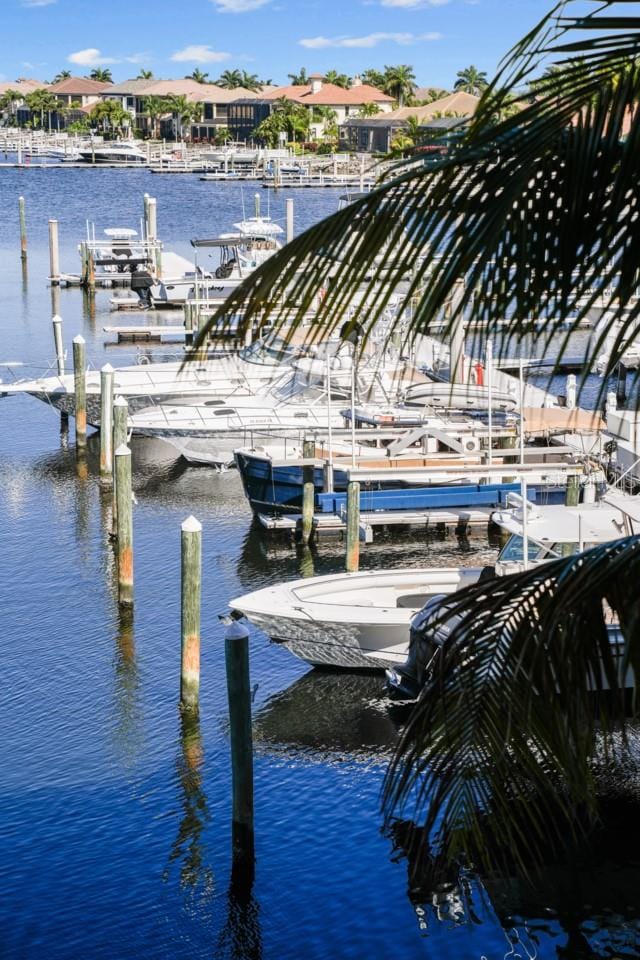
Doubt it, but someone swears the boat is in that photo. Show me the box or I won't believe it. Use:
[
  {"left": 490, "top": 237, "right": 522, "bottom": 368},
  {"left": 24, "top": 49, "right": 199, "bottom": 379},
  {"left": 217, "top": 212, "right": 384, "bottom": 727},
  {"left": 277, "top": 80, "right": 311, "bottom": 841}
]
[
  {"left": 403, "top": 380, "right": 518, "bottom": 412},
  {"left": 150, "top": 195, "right": 283, "bottom": 306},
  {"left": 77, "top": 141, "right": 147, "bottom": 164},
  {"left": 229, "top": 493, "right": 640, "bottom": 670},
  {"left": 0, "top": 331, "right": 317, "bottom": 425}
]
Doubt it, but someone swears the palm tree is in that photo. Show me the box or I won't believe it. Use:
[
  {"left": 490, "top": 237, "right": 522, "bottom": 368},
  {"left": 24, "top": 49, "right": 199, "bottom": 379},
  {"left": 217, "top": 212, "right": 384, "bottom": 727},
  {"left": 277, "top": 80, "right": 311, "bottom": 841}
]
[
  {"left": 272, "top": 96, "right": 310, "bottom": 142},
  {"left": 142, "top": 95, "right": 168, "bottom": 139},
  {"left": 361, "top": 68, "right": 385, "bottom": 90},
  {"left": 355, "top": 102, "right": 381, "bottom": 119},
  {"left": 383, "top": 64, "right": 416, "bottom": 107},
  {"left": 51, "top": 70, "right": 72, "bottom": 83},
  {"left": 88, "top": 99, "right": 130, "bottom": 137},
  {"left": 287, "top": 67, "right": 308, "bottom": 86},
  {"left": 217, "top": 69, "right": 243, "bottom": 89},
  {"left": 0, "top": 88, "right": 23, "bottom": 126},
  {"left": 241, "top": 71, "right": 262, "bottom": 92},
  {"left": 188, "top": 69, "right": 209, "bottom": 84},
  {"left": 136, "top": 69, "right": 154, "bottom": 80},
  {"left": 454, "top": 64, "right": 488, "bottom": 96},
  {"left": 89, "top": 68, "right": 113, "bottom": 83},
  {"left": 194, "top": 0, "right": 640, "bottom": 876},
  {"left": 165, "top": 94, "right": 201, "bottom": 140},
  {"left": 324, "top": 70, "right": 350, "bottom": 89},
  {"left": 25, "top": 89, "right": 59, "bottom": 130}
]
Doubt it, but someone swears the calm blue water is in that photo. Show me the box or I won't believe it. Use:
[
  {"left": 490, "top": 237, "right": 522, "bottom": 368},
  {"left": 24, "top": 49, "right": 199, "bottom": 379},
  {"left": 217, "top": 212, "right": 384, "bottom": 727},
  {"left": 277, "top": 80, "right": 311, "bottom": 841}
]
[{"left": 1, "top": 167, "right": 640, "bottom": 960}]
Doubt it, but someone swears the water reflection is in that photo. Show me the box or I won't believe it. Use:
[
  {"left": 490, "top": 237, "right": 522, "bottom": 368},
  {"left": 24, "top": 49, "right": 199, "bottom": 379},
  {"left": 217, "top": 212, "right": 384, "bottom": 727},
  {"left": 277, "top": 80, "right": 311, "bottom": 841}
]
[
  {"left": 111, "top": 607, "right": 142, "bottom": 768},
  {"left": 388, "top": 797, "right": 640, "bottom": 957},
  {"left": 217, "top": 876, "right": 263, "bottom": 960},
  {"left": 253, "top": 671, "right": 398, "bottom": 763},
  {"left": 166, "top": 711, "right": 215, "bottom": 895}
]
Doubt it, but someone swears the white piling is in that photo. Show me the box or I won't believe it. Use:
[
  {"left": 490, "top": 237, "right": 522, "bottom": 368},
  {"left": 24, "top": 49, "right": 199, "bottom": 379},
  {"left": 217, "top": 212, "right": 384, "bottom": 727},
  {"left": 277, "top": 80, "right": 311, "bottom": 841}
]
[
  {"left": 52, "top": 314, "right": 64, "bottom": 376},
  {"left": 48, "top": 219, "right": 60, "bottom": 284},
  {"left": 566, "top": 374, "right": 577, "bottom": 410},
  {"left": 100, "top": 364, "right": 115, "bottom": 485},
  {"left": 286, "top": 198, "right": 294, "bottom": 243}
]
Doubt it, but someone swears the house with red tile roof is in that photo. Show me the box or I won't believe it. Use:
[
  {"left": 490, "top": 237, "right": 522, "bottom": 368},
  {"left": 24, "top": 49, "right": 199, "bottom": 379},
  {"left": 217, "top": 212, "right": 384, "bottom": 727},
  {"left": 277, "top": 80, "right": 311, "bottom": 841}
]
[
  {"left": 47, "top": 76, "right": 112, "bottom": 107},
  {"left": 262, "top": 74, "right": 394, "bottom": 137}
]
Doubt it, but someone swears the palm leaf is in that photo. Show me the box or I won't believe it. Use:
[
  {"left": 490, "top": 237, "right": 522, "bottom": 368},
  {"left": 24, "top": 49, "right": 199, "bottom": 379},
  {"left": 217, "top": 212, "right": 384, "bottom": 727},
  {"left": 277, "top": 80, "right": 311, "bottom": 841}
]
[
  {"left": 192, "top": 1, "right": 640, "bottom": 392},
  {"left": 381, "top": 536, "right": 640, "bottom": 879}
]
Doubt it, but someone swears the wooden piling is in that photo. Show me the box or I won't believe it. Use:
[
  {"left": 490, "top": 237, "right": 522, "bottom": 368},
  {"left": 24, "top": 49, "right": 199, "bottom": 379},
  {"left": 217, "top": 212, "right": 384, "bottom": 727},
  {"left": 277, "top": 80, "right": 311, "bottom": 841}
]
[
  {"left": 99, "top": 364, "right": 115, "bottom": 485},
  {"left": 300, "top": 438, "right": 315, "bottom": 544},
  {"left": 87, "top": 248, "right": 96, "bottom": 290},
  {"left": 345, "top": 480, "right": 360, "bottom": 572},
  {"left": 72, "top": 335, "right": 87, "bottom": 449},
  {"left": 19, "top": 196, "right": 27, "bottom": 261},
  {"left": 112, "top": 396, "right": 129, "bottom": 536},
  {"left": 565, "top": 474, "right": 580, "bottom": 507},
  {"left": 48, "top": 219, "right": 60, "bottom": 284},
  {"left": 52, "top": 314, "right": 64, "bottom": 376},
  {"left": 115, "top": 444, "right": 134, "bottom": 606},
  {"left": 224, "top": 618, "right": 255, "bottom": 878},
  {"left": 180, "top": 516, "right": 202, "bottom": 713}
]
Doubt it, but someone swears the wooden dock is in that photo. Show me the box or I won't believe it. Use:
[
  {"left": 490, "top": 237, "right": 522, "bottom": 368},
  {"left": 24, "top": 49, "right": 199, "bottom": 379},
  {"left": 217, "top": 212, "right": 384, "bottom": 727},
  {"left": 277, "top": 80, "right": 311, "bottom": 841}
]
[{"left": 103, "top": 324, "right": 186, "bottom": 342}]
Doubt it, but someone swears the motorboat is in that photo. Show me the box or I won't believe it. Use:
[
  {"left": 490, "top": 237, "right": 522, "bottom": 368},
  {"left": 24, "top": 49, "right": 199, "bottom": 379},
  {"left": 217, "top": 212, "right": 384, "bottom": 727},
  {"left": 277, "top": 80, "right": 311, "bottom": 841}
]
[
  {"left": 0, "top": 331, "right": 317, "bottom": 425},
  {"left": 229, "top": 492, "right": 640, "bottom": 670},
  {"left": 403, "top": 380, "right": 518, "bottom": 413},
  {"left": 77, "top": 141, "right": 147, "bottom": 164},
  {"left": 150, "top": 196, "right": 283, "bottom": 306}
]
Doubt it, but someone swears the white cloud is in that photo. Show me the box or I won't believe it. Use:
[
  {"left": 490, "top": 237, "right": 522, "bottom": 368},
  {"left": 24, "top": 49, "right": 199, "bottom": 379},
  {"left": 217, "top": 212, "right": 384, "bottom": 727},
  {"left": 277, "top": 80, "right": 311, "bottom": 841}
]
[
  {"left": 380, "top": 0, "right": 449, "bottom": 7},
  {"left": 211, "top": 0, "right": 272, "bottom": 12},
  {"left": 170, "top": 45, "right": 232, "bottom": 63},
  {"left": 22, "top": 0, "right": 57, "bottom": 7},
  {"left": 300, "top": 32, "right": 442, "bottom": 49},
  {"left": 67, "top": 48, "right": 118, "bottom": 66}
]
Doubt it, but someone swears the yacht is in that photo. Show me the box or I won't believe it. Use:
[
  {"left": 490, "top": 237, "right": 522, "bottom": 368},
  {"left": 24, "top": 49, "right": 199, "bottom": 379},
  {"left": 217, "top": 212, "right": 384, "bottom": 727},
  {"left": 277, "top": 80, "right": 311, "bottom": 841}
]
[{"left": 77, "top": 141, "right": 147, "bottom": 164}]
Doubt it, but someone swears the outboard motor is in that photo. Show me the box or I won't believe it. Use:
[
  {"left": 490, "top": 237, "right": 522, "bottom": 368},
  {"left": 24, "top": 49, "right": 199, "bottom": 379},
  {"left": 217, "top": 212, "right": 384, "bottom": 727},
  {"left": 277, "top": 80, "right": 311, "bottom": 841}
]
[
  {"left": 130, "top": 266, "right": 154, "bottom": 308},
  {"left": 386, "top": 590, "right": 475, "bottom": 701}
]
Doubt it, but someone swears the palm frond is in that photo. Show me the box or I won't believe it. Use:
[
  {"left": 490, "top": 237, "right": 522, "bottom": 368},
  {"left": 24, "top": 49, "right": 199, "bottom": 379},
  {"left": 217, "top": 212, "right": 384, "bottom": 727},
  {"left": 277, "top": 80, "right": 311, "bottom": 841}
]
[
  {"left": 382, "top": 536, "right": 640, "bottom": 879},
  {"left": 192, "top": 2, "right": 640, "bottom": 387}
]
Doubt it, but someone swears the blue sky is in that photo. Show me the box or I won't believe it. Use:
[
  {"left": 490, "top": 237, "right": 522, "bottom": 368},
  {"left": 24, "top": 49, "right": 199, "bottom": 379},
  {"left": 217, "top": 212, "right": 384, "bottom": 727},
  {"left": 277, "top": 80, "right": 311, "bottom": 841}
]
[{"left": 6, "top": 0, "right": 551, "bottom": 88}]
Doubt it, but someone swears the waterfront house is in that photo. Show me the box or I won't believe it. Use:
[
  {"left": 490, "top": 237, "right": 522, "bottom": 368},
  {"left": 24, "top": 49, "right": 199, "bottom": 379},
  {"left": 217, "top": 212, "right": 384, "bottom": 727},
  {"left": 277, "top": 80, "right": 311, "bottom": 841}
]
[
  {"left": 0, "top": 79, "right": 48, "bottom": 126},
  {"left": 340, "top": 91, "right": 480, "bottom": 152}
]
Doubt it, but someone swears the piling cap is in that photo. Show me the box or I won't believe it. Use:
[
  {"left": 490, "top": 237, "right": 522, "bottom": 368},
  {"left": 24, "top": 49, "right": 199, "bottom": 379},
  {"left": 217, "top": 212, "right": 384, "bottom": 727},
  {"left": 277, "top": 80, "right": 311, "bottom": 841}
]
[
  {"left": 52, "top": 314, "right": 62, "bottom": 324},
  {"left": 225, "top": 619, "right": 250, "bottom": 641},
  {"left": 114, "top": 395, "right": 128, "bottom": 407},
  {"left": 182, "top": 515, "right": 202, "bottom": 533},
  {"left": 101, "top": 363, "right": 115, "bottom": 373},
  {"left": 72, "top": 334, "right": 85, "bottom": 344},
  {"left": 114, "top": 443, "right": 131, "bottom": 456}
]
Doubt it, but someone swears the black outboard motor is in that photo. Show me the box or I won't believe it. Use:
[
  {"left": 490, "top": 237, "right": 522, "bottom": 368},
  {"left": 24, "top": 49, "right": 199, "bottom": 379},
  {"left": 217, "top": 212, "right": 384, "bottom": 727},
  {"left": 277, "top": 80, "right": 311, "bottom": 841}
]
[
  {"left": 130, "top": 266, "right": 154, "bottom": 308},
  {"left": 385, "top": 595, "right": 451, "bottom": 701}
]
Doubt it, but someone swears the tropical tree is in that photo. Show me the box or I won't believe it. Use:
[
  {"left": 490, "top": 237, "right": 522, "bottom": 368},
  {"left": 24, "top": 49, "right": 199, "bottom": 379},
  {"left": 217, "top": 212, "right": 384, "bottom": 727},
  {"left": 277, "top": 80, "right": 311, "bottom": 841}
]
[
  {"left": 355, "top": 102, "right": 381, "bottom": 119},
  {"left": 136, "top": 69, "right": 154, "bottom": 80},
  {"left": 383, "top": 64, "right": 416, "bottom": 107},
  {"left": 25, "top": 89, "right": 59, "bottom": 130},
  {"left": 88, "top": 98, "right": 130, "bottom": 136},
  {"left": 287, "top": 67, "right": 309, "bottom": 86},
  {"left": 240, "top": 71, "right": 262, "bottom": 92},
  {"left": 142, "top": 95, "right": 168, "bottom": 139},
  {"left": 324, "top": 70, "right": 350, "bottom": 89},
  {"left": 312, "top": 105, "right": 338, "bottom": 139},
  {"left": 165, "top": 94, "right": 201, "bottom": 140},
  {"left": 89, "top": 68, "right": 113, "bottom": 83},
  {"left": 361, "top": 68, "right": 385, "bottom": 90},
  {"left": 214, "top": 126, "right": 230, "bottom": 145},
  {"left": 253, "top": 112, "right": 286, "bottom": 147},
  {"left": 415, "top": 87, "right": 449, "bottom": 105},
  {"left": 217, "top": 69, "right": 243, "bottom": 89},
  {"left": 0, "top": 88, "right": 23, "bottom": 126},
  {"left": 51, "top": 70, "right": 72, "bottom": 83},
  {"left": 454, "top": 64, "right": 488, "bottom": 96},
  {"left": 272, "top": 96, "right": 310, "bottom": 142},
  {"left": 188, "top": 68, "right": 209, "bottom": 84},
  {"left": 194, "top": 0, "right": 640, "bottom": 875}
]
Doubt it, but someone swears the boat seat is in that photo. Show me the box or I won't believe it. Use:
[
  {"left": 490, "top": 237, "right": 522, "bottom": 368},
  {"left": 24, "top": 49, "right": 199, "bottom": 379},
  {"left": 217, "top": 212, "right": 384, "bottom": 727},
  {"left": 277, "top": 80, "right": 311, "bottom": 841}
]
[{"left": 396, "top": 593, "right": 431, "bottom": 609}]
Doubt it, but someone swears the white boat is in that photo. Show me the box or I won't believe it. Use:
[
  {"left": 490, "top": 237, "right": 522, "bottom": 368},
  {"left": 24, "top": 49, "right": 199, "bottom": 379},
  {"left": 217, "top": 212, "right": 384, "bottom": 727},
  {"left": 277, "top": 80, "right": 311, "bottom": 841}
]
[
  {"left": 77, "top": 141, "right": 147, "bottom": 164},
  {"left": 0, "top": 332, "right": 313, "bottom": 425},
  {"left": 151, "top": 196, "right": 283, "bottom": 306},
  {"left": 229, "top": 493, "right": 640, "bottom": 669}
]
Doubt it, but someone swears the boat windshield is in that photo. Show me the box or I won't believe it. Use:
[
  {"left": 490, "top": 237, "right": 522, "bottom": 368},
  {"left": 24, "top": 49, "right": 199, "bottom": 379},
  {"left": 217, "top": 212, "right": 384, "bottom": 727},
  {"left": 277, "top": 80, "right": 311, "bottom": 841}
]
[
  {"left": 267, "top": 369, "right": 326, "bottom": 403},
  {"left": 239, "top": 338, "right": 296, "bottom": 364},
  {"left": 498, "top": 535, "right": 566, "bottom": 564}
]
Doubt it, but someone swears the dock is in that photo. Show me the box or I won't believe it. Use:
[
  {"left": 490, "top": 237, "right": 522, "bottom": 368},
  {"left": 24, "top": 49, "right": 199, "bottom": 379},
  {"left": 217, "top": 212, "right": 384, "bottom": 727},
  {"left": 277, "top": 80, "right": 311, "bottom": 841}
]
[{"left": 103, "top": 324, "right": 186, "bottom": 342}]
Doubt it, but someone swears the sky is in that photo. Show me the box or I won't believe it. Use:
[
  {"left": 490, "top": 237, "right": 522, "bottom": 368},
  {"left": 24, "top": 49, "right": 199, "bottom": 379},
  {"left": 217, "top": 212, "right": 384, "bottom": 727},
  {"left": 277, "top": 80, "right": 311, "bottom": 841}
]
[{"left": 4, "top": 0, "right": 553, "bottom": 89}]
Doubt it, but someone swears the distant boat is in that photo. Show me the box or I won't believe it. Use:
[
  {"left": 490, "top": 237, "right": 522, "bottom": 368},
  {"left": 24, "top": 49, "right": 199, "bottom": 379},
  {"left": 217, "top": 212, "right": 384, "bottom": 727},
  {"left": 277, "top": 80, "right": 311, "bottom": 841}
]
[{"left": 77, "top": 141, "right": 147, "bottom": 164}]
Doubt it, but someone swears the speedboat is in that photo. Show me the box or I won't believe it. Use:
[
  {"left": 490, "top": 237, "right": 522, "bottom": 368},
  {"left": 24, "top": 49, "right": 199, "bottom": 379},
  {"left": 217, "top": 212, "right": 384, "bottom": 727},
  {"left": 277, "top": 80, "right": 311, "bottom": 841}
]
[
  {"left": 229, "top": 492, "right": 640, "bottom": 670},
  {"left": 77, "top": 141, "right": 147, "bottom": 164}
]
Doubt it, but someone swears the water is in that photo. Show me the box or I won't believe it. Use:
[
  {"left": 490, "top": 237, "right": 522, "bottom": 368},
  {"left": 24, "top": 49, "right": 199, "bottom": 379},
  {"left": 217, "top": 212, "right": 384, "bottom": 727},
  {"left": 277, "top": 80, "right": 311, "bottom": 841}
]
[{"left": 1, "top": 168, "right": 640, "bottom": 959}]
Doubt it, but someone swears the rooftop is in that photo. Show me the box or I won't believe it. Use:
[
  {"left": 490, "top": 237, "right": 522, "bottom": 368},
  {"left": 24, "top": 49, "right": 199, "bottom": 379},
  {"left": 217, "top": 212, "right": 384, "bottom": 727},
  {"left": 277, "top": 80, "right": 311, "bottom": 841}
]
[
  {"left": 263, "top": 81, "right": 393, "bottom": 106},
  {"left": 48, "top": 76, "right": 113, "bottom": 94}
]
